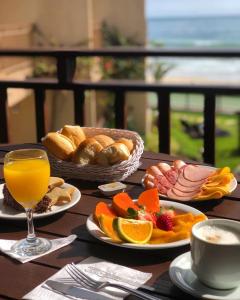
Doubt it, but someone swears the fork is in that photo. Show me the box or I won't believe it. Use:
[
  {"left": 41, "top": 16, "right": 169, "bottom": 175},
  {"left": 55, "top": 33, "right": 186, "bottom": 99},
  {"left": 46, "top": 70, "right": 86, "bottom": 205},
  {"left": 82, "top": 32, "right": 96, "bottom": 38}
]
[{"left": 66, "top": 263, "right": 160, "bottom": 300}]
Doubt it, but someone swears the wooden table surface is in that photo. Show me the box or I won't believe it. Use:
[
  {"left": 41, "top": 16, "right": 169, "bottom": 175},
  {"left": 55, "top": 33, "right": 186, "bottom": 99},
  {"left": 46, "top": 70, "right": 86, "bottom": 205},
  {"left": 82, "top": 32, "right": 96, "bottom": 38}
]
[{"left": 0, "top": 143, "right": 239, "bottom": 300}]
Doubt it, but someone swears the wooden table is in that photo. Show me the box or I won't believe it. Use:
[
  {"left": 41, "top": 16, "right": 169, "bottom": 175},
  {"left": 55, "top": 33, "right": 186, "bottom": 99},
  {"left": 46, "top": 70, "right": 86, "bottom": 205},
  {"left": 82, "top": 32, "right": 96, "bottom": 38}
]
[{"left": 0, "top": 143, "right": 239, "bottom": 300}]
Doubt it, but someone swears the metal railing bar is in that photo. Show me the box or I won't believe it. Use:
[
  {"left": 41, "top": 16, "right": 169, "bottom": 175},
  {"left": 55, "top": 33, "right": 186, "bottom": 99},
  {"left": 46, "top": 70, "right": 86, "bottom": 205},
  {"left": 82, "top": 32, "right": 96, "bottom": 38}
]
[
  {"left": 1, "top": 79, "right": 240, "bottom": 95},
  {"left": 157, "top": 91, "right": 170, "bottom": 153},
  {"left": 73, "top": 88, "right": 85, "bottom": 126},
  {"left": 114, "top": 90, "right": 126, "bottom": 129},
  {"left": 34, "top": 88, "right": 46, "bottom": 142},
  {"left": 0, "top": 88, "right": 8, "bottom": 143},
  {"left": 57, "top": 56, "right": 76, "bottom": 83},
  {"left": 2, "top": 47, "right": 240, "bottom": 57},
  {"left": 203, "top": 93, "right": 216, "bottom": 165}
]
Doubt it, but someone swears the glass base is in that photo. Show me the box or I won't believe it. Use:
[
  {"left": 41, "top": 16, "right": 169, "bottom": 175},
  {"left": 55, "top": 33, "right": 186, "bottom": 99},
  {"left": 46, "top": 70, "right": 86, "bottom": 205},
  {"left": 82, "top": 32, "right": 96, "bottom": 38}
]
[{"left": 11, "top": 237, "right": 52, "bottom": 257}]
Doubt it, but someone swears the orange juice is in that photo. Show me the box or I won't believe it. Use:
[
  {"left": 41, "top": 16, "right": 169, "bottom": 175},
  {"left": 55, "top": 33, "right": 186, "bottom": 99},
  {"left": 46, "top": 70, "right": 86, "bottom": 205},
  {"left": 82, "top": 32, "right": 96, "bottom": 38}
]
[{"left": 4, "top": 159, "right": 50, "bottom": 209}]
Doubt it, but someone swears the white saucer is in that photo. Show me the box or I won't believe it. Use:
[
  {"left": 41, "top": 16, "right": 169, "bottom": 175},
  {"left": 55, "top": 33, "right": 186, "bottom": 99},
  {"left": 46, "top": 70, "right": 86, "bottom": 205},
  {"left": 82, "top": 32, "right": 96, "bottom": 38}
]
[{"left": 169, "top": 252, "right": 240, "bottom": 300}]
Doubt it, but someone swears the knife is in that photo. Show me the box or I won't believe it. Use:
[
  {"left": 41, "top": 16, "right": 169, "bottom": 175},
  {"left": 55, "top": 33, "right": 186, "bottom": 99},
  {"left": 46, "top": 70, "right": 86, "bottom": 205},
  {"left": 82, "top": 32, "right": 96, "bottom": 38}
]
[{"left": 45, "top": 280, "right": 110, "bottom": 300}]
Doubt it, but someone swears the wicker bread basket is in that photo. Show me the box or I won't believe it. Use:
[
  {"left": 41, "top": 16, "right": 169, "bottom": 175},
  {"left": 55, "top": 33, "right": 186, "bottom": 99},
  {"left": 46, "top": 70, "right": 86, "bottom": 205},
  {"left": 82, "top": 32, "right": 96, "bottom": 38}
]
[{"left": 47, "top": 127, "right": 144, "bottom": 182}]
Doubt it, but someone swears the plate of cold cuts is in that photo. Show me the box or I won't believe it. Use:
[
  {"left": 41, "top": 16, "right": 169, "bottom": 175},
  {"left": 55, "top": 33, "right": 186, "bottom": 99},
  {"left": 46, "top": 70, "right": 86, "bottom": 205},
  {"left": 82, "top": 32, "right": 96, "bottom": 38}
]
[{"left": 142, "top": 160, "right": 237, "bottom": 202}]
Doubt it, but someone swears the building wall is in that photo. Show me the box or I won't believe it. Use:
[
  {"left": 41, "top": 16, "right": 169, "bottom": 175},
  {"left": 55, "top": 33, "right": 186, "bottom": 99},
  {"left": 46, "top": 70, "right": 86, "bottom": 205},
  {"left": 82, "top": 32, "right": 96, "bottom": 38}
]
[
  {"left": 7, "top": 92, "right": 36, "bottom": 142},
  {"left": 0, "top": 0, "right": 37, "bottom": 25},
  {"left": 91, "top": 0, "right": 147, "bottom": 134},
  {"left": 37, "top": 0, "right": 89, "bottom": 46},
  {"left": 36, "top": 0, "right": 97, "bottom": 130},
  {"left": 92, "top": 0, "right": 146, "bottom": 44}
]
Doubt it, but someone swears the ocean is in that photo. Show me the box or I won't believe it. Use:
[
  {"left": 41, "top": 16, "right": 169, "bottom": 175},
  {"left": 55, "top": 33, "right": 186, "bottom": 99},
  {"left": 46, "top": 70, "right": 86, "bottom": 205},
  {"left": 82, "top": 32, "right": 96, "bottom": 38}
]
[
  {"left": 148, "top": 15, "right": 240, "bottom": 48},
  {"left": 147, "top": 15, "right": 240, "bottom": 83}
]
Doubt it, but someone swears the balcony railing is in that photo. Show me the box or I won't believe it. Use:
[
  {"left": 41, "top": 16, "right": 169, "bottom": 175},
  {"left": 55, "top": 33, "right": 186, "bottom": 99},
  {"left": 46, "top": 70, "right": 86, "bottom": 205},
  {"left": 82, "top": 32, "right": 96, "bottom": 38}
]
[{"left": 1, "top": 47, "right": 240, "bottom": 165}]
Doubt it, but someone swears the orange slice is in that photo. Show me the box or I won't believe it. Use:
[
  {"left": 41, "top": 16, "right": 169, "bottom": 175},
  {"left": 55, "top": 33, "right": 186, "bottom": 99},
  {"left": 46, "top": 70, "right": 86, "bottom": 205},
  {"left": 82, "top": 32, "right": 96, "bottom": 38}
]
[
  {"left": 98, "top": 215, "right": 122, "bottom": 242},
  {"left": 114, "top": 217, "right": 153, "bottom": 244}
]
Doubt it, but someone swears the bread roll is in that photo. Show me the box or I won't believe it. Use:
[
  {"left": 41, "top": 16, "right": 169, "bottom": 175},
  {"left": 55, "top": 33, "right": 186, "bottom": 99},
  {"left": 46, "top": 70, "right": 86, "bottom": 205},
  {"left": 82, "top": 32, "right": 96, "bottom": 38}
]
[
  {"left": 93, "top": 134, "right": 114, "bottom": 148},
  {"left": 42, "top": 132, "right": 75, "bottom": 160},
  {"left": 116, "top": 138, "right": 134, "bottom": 153},
  {"left": 61, "top": 125, "right": 86, "bottom": 149},
  {"left": 48, "top": 177, "right": 65, "bottom": 190},
  {"left": 96, "top": 142, "right": 130, "bottom": 166},
  {"left": 45, "top": 187, "right": 72, "bottom": 206},
  {"left": 72, "top": 137, "right": 103, "bottom": 165}
]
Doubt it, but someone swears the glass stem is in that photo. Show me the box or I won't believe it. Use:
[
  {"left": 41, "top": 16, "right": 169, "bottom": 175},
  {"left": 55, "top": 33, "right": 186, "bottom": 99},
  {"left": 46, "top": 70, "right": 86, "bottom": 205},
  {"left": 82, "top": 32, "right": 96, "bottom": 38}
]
[{"left": 25, "top": 208, "right": 37, "bottom": 244}]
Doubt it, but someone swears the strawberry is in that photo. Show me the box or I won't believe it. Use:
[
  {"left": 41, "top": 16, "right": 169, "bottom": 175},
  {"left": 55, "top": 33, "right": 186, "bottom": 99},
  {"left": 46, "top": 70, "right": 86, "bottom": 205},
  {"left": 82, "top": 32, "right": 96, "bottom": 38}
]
[{"left": 156, "top": 214, "right": 173, "bottom": 231}]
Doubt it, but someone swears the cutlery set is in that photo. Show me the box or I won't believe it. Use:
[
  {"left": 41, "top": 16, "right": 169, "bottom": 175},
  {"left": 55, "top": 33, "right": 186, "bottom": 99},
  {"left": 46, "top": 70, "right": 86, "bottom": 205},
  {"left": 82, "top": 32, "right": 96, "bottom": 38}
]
[{"left": 46, "top": 262, "right": 160, "bottom": 300}]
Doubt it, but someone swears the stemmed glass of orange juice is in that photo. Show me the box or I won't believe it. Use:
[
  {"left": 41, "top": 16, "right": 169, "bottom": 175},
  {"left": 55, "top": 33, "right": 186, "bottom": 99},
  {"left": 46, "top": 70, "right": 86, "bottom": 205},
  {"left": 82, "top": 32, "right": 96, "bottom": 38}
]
[{"left": 4, "top": 149, "right": 51, "bottom": 256}]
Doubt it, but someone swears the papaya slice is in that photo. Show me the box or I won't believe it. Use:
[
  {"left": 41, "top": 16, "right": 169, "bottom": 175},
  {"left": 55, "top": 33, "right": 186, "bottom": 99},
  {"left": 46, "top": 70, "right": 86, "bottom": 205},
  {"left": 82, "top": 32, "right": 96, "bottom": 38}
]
[
  {"left": 149, "top": 229, "right": 175, "bottom": 244},
  {"left": 94, "top": 202, "right": 117, "bottom": 223},
  {"left": 98, "top": 214, "right": 122, "bottom": 242},
  {"left": 167, "top": 231, "right": 190, "bottom": 243},
  {"left": 193, "top": 214, "right": 207, "bottom": 223},
  {"left": 137, "top": 188, "right": 160, "bottom": 213},
  {"left": 112, "top": 192, "right": 139, "bottom": 217},
  {"left": 173, "top": 213, "right": 194, "bottom": 224}
]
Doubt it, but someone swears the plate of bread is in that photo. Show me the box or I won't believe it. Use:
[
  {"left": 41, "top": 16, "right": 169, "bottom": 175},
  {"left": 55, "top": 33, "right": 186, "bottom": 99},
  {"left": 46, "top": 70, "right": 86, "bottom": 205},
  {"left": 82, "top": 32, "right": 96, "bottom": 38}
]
[
  {"left": 0, "top": 177, "right": 81, "bottom": 220},
  {"left": 42, "top": 125, "right": 144, "bottom": 182}
]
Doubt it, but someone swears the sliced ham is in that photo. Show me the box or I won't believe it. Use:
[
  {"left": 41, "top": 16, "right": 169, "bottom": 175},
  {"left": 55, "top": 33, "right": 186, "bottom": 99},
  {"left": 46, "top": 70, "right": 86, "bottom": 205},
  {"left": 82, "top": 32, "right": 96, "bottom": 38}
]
[
  {"left": 144, "top": 160, "right": 214, "bottom": 202},
  {"left": 177, "top": 172, "right": 206, "bottom": 188},
  {"left": 165, "top": 169, "right": 179, "bottom": 185},
  {"left": 143, "top": 174, "right": 156, "bottom": 189},
  {"left": 147, "top": 166, "right": 163, "bottom": 177},
  {"left": 173, "top": 160, "right": 186, "bottom": 171},
  {"left": 157, "top": 162, "right": 178, "bottom": 185},
  {"left": 155, "top": 174, "right": 173, "bottom": 189},
  {"left": 174, "top": 180, "right": 202, "bottom": 193},
  {"left": 145, "top": 173, "right": 155, "bottom": 182},
  {"left": 167, "top": 188, "right": 198, "bottom": 201},
  {"left": 183, "top": 165, "right": 215, "bottom": 182},
  {"left": 145, "top": 180, "right": 155, "bottom": 189},
  {"left": 171, "top": 186, "right": 200, "bottom": 198},
  {"left": 155, "top": 182, "right": 168, "bottom": 195},
  {"left": 153, "top": 171, "right": 174, "bottom": 194},
  {"left": 157, "top": 162, "right": 171, "bottom": 173}
]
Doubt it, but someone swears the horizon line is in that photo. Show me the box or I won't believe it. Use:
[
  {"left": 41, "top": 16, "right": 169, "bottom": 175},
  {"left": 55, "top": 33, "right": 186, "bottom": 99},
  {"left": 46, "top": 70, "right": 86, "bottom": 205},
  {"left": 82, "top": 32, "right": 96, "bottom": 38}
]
[{"left": 147, "top": 14, "right": 240, "bottom": 20}]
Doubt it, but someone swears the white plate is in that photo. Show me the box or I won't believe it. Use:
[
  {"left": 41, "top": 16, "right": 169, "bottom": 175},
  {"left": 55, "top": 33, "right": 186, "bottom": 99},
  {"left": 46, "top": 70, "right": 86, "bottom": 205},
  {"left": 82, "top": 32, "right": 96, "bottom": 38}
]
[
  {"left": 142, "top": 166, "right": 237, "bottom": 202},
  {"left": 86, "top": 200, "right": 207, "bottom": 249},
  {"left": 169, "top": 252, "right": 240, "bottom": 300},
  {"left": 0, "top": 183, "right": 81, "bottom": 220}
]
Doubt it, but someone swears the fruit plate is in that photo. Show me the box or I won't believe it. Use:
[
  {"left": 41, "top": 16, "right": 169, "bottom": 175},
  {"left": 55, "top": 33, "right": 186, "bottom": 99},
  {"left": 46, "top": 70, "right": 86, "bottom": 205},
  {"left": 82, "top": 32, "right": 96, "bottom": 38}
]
[
  {"left": 142, "top": 166, "right": 237, "bottom": 202},
  {"left": 86, "top": 200, "right": 207, "bottom": 249},
  {"left": 0, "top": 183, "right": 81, "bottom": 220}
]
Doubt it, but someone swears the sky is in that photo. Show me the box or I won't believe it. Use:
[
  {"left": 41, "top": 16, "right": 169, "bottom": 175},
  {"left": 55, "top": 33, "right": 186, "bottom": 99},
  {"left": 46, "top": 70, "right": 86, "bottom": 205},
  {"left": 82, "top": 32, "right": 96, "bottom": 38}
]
[{"left": 146, "top": 0, "right": 240, "bottom": 18}]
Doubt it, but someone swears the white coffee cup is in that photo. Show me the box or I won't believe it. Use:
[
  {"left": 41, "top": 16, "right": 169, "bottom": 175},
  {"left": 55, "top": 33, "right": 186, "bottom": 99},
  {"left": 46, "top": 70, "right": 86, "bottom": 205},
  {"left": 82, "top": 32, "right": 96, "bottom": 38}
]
[{"left": 191, "top": 219, "right": 240, "bottom": 289}]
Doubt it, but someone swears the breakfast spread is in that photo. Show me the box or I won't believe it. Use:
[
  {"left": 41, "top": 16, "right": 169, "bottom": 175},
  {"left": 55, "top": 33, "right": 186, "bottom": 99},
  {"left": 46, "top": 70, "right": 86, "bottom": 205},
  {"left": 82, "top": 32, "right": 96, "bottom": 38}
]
[
  {"left": 143, "top": 160, "right": 235, "bottom": 201},
  {"left": 3, "top": 177, "right": 74, "bottom": 213},
  {"left": 42, "top": 125, "right": 134, "bottom": 166},
  {"left": 93, "top": 188, "right": 206, "bottom": 244}
]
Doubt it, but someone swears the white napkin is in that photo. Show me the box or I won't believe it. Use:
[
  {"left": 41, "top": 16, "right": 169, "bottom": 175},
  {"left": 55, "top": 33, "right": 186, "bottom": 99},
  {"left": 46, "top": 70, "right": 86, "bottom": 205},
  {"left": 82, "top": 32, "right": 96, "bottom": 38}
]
[
  {"left": 23, "top": 256, "right": 152, "bottom": 300},
  {"left": 0, "top": 234, "right": 77, "bottom": 263}
]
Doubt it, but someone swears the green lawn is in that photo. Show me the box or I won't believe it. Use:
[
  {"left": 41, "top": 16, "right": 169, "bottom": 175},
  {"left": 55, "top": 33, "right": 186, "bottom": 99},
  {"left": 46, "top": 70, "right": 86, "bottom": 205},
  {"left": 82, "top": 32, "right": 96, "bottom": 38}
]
[{"left": 145, "top": 111, "right": 240, "bottom": 171}]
